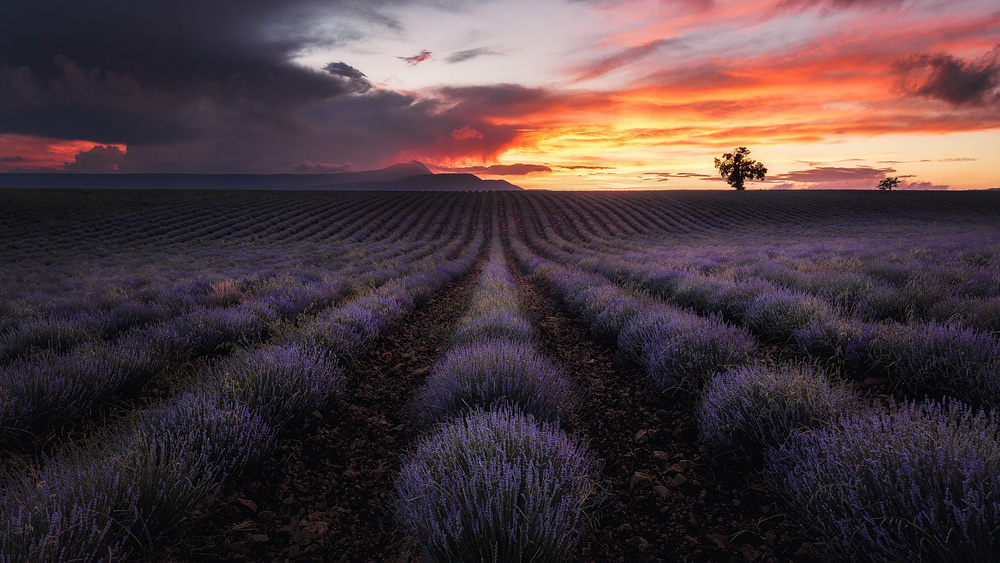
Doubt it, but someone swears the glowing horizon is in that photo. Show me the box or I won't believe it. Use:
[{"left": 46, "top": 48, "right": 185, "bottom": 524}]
[{"left": 1, "top": 0, "right": 997, "bottom": 189}]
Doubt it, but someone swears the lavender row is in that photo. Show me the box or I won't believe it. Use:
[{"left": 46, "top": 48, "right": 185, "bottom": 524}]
[
  {"left": 0, "top": 192, "right": 478, "bottom": 358},
  {"left": 0, "top": 199, "right": 465, "bottom": 353},
  {"left": 0, "top": 198, "right": 484, "bottom": 453},
  {"left": 0, "top": 203, "right": 487, "bottom": 560},
  {"left": 507, "top": 213, "right": 754, "bottom": 394},
  {"left": 584, "top": 239, "right": 999, "bottom": 331},
  {"left": 398, "top": 241, "right": 597, "bottom": 561},
  {"left": 511, "top": 195, "right": 1000, "bottom": 561},
  {"left": 698, "top": 363, "right": 1000, "bottom": 561},
  {"left": 0, "top": 343, "right": 342, "bottom": 562},
  {"left": 514, "top": 197, "right": 1000, "bottom": 409},
  {"left": 574, "top": 256, "right": 1000, "bottom": 408},
  {"left": 413, "top": 243, "right": 576, "bottom": 424},
  {"left": 515, "top": 191, "right": 999, "bottom": 331}
]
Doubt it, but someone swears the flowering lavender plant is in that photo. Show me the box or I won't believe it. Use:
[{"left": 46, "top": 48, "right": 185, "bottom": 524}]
[
  {"left": 698, "top": 363, "right": 858, "bottom": 460},
  {"left": 767, "top": 398, "right": 1000, "bottom": 562},
  {"left": 0, "top": 448, "right": 141, "bottom": 562},
  {"left": 743, "top": 289, "right": 838, "bottom": 345},
  {"left": 396, "top": 407, "right": 599, "bottom": 562},
  {"left": 415, "top": 339, "right": 576, "bottom": 424},
  {"left": 209, "top": 344, "right": 342, "bottom": 429},
  {"left": 618, "top": 307, "right": 754, "bottom": 393}
]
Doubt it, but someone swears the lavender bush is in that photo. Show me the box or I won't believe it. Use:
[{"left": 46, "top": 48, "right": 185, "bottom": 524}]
[
  {"left": 743, "top": 289, "right": 838, "bottom": 345},
  {"left": 450, "top": 310, "right": 535, "bottom": 347},
  {"left": 618, "top": 307, "right": 754, "bottom": 393},
  {"left": 698, "top": 364, "right": 858, "bottom": 460},
  {"left": 0, "top": 449, "right": 141, "bottom": 562},
  {"left": 129, "top": 391, "right": 274, "bottom": 480},
  {"left": 210, "top": 344, "right": 342, "bottom": 429},
  {"left": 415, "top": 339, "right": 576, "bottom": 424},
  {"left": 869, "top": 322, "right": 1000, "bottom": 407},
  {"left": 0, "top": 313, "right": 104, "bottom": 360},
  {"left": 767, "top": 398, "right": 1000, "bottom": 562},
  {"left": 396, "top": 408, "right": 599, "bottom": 562}
]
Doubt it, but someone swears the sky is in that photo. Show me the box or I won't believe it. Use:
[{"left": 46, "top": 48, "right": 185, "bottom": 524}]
[{"left": 1, "top": 0, "right": 998, "bottom": 190}]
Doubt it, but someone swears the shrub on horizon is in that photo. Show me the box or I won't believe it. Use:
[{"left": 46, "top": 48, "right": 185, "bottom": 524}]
[{"left": 396, "top": 408, "right": 599, "bottom": 562}]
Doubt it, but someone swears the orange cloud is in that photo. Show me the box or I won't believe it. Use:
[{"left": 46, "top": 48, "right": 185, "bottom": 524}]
[{"left": 0, "top": 135, "right": 114, "bottom": 172}]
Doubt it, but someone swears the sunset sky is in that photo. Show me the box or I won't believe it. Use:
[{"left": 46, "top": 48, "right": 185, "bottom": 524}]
[{"left": 1, "top": 0, "right": 998, "bottom": 189}]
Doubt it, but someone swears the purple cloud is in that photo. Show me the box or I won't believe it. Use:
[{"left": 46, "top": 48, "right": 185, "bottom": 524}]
[
  {"left": 893, "top": 45, "right": 1000, "bottom": 106},
  {"left": 443, "top": 163, "right": 552, "bottom": 176},
  {"left": 63, "top": 145, "right": 126, "bottom": 172}
]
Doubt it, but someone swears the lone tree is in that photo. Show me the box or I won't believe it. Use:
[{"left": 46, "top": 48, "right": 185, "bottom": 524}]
[
  {"left": 877, "top": 177, "right": 900, "bottom": 190},
  {"left": 714, "top": 147, "right": 767, "bottom": 190}
]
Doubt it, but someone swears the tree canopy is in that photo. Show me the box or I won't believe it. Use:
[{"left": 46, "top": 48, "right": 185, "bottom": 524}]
[
  {"left": 877, "top": 177, "right": 900, "bottom": 190},
  {"left": 714, "top": 147, "right": 767, "bottom": 190}
]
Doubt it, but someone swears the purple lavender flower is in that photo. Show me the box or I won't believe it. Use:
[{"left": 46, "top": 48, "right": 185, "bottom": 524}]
[
  {"left": 0, "top": 448, "right": 141, "bottom": 562},
  {"left": 415, "top": 339, "right": 576, "bottom": 424},
  {"left": 767, "top": 397, "right": 1000, "bottom": 562},
  {"left": 743, "top": 289, "right": 838, "bottom": 345},
  {"left": 396, "top": 407, "right": 599, "bottom": 562},
  {"left": 208, "top": 344, "right": 342, "bottom": 429},
  {"left": 618, "top": 307, "right": 754, "bottom": 393},
  {"left": 698, "top": 363, "right": 858, "bottom": 460}
]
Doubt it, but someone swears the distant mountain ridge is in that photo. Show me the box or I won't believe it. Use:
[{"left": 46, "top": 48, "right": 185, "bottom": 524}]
[{"left": 0, "top": 161, "right": 523, "bottom": 191}]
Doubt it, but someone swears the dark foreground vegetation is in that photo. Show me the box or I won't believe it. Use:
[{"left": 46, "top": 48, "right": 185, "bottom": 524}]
[{"left": 1, "top": 188, "right": 998, "bottom": 562}]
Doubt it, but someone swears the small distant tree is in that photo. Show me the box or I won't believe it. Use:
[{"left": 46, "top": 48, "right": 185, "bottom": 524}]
[
  {"left": 877, "top": 177, "right": 900, "bottom": 190},
  {"left": 714, "top": 147, "right": 767, "bottom": 190}
]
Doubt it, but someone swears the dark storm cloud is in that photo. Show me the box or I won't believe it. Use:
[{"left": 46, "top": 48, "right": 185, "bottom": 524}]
[
  {"left": 63, "top": 145, "right": 127, "bottom": 173},
  {"left": 446, "top": 48, "right": 502, "bottom": 64},
  {"left": 118, "top": 88, "right": 522, "bottom": 173},
  {"left": 0, "top": 156, "right": 26, "bottom": 163},
  {"left": 0, "top": 2, "right": 414, "bottom": 143},
  {"left": 0, "top": 1, "right": 387, "bottom": 145},
  {"left": 0, "top": 1, "right": 526, "bottom": 172},
  {"left": 893, "top": 45, "right": 1000, "bottom": 107}
]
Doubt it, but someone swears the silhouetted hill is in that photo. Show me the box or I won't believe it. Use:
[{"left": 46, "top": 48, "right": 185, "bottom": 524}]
[
  {"left": 0, "top": 161, "right": 522, "bottom": 191},
  {"left": 331, "top": 173, "right": 522, "bottom": 191}
]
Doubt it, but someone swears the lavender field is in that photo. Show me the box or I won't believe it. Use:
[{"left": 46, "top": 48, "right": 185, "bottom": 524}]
[{"left": 2, "top": 188, "right": 999, "bottom": 562}]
